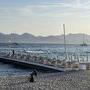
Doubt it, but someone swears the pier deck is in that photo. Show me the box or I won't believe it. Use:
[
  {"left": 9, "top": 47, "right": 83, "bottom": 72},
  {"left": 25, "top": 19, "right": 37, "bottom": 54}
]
[{"left": 0, "top": 57, "right": 65, "bottom": 72}]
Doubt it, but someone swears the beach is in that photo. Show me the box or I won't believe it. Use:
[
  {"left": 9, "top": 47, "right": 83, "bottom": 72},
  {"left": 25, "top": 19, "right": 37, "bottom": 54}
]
[
  {"left": 0, "top": 44, "right": 90, "bottom": 90},
  {"left": 0, "top": 70, "right": 90, "bottom": 90}
]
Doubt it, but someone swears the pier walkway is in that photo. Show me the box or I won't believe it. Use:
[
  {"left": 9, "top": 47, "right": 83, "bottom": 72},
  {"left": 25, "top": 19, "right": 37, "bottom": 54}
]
[{"left": 0, "top": 57, "right": 66, "bottom": 72}]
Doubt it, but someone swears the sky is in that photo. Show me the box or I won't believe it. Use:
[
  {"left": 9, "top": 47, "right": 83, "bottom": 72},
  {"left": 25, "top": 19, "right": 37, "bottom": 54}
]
[{"left": 0, "top": 0, "right": 90, "bottom": 36}]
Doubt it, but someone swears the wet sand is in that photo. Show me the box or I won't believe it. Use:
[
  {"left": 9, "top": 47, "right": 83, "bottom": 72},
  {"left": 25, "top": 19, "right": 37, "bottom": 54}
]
[{"left": 0, "top": 70, "right": 90, "bottom": 90}]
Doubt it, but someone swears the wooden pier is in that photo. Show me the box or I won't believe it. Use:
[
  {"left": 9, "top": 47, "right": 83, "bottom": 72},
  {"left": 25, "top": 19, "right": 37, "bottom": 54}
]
[{"left": 0, "top": 57, "right": 65, "bottom": 72}]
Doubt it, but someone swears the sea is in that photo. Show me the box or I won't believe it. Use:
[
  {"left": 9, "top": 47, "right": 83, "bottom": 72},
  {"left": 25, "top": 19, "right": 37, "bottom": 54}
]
[{"left": 0, "top": 43, "right": 90, "bottom": 76}]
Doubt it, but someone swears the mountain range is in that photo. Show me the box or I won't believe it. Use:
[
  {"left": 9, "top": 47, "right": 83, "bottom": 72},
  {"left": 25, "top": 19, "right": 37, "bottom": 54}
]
[{"left": 0, "top": 33, "right": 90, "bottom": 44}]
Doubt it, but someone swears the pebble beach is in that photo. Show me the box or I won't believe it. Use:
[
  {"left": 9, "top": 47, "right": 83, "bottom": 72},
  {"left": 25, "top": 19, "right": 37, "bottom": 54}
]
[{"left": 0, "top": 70, "right": 90, "bottom": 90}]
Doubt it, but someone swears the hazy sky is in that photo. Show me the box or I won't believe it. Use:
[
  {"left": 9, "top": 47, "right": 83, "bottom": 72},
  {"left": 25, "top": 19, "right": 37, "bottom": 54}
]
[{"left": 0, "top": 0, "right": 90, "bottom": 36}]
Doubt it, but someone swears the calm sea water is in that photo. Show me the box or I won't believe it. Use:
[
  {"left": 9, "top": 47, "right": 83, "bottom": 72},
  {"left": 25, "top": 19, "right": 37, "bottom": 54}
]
[
  {"left": 0, "top": 62, "right": 32, "bottom": 76},
  {"left": 0, "top": 43, "right": 90, "bottom": 75}
]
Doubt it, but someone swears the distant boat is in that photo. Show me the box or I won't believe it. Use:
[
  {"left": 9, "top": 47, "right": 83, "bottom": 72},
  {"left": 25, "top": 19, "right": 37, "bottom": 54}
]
[
  {"left": 8, "top": 40, "right": 19, "bottom": 46},
  {"left": 80, "top": 42, "right": 87, "bottom": 46},
  {"left": 8, "top": 42, "right": 19, "bottom": 48},
  {"left": 80, "top": 34, "right": 87, "bottom": 46},
  {"left": 12, "top": 43, "right": 19, "bottom": 45}
]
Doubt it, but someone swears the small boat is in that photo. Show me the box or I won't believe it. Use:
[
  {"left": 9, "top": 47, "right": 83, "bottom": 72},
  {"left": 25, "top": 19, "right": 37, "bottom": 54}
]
[
  {"left": 80, "top": 34, "right": 87, "bottom": 46},
  {"left": 12, "top": 43, "right": 19, "bottom": 46},
  {"left": 80, "top": 42, "right": 87, "bottom": 46}
]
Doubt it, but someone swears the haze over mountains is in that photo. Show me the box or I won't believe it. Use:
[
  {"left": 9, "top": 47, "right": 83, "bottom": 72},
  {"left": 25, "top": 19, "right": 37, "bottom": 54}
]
[{"left": 0, "top": 33, "right": 90, "bottom": 44}]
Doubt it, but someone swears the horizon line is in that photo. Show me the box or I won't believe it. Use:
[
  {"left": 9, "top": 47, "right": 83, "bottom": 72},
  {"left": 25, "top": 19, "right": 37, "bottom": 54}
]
[{"left": 0, "top": 32, "right": 89, "bottom": 37}]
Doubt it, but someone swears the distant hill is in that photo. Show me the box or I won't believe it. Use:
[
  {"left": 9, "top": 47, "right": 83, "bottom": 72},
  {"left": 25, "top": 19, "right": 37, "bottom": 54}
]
[{"left": 0, "top": 33, "right": 90, "bottom": 44}]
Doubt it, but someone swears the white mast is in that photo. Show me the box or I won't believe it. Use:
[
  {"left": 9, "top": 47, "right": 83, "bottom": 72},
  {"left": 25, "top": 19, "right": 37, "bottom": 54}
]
[
  {"left": 63, "top": 24, "right": 67, "bottom": 60},
  {"left": 83, "top": 33, "right": 85, "bottom": 44}
]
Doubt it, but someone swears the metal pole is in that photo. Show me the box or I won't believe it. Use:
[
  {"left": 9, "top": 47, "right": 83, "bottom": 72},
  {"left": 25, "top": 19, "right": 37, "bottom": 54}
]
[
  {"left": 86, "top": 52, "right": 88, "bottom": 62},
  {"left": 83, "top": 33, "right": 84, "bottom": 44},
  {"left": 63, "top": 24, "right": 67, "bottom": 59}
]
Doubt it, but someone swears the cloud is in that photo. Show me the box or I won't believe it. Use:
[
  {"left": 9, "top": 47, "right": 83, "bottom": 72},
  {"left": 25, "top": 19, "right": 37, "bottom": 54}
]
[
  {"left": 18, "top": 6, "right": 32, "bottom": 16},
  {"left": 1, "top": 0, "right": 90, "bottom": 18},
  {"left": 0, "top": 6, "right": 32, "bottom": 18}
]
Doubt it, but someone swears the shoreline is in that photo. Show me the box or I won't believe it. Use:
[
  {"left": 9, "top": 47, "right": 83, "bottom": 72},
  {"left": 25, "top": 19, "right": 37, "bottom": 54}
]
[{"left": 0, "top": 70, "right": 90, "bottom": 90}]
